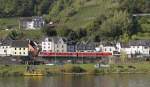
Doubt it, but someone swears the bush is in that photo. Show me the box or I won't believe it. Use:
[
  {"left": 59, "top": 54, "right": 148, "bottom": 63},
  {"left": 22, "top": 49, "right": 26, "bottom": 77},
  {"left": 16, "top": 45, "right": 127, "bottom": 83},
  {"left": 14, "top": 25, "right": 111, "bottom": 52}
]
[
  {"left": 64, "top": 64, "right": 86, "bottom": 73},
  {"left": 86, "top": 68, "right": 99, "bottom": 74},
  {"left": 71, "top": 66, "right": 86, "bottom": 73}
]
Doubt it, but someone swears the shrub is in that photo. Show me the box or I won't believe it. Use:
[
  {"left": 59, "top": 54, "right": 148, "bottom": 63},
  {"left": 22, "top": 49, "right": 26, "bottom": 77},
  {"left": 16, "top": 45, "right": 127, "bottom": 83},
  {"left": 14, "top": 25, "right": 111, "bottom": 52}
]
[
  {"left": 64, "top": 64, "right": 86, "bottom": 73},
  {"left": 86, "top": 68, "right": 99, "bottom": 74},
  {"left": 71, "top": 66, "right": 86, "bottom": 73}
]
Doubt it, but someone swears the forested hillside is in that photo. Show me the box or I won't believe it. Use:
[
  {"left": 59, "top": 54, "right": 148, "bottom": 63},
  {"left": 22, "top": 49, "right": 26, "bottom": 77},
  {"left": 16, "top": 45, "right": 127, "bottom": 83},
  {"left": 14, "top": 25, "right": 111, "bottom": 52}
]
[
  {"left": 0, "top": 0, "right": 150, "bottom": 42},
  {"left": 0, "top": 0, "right": 54, "bottom": 17}
]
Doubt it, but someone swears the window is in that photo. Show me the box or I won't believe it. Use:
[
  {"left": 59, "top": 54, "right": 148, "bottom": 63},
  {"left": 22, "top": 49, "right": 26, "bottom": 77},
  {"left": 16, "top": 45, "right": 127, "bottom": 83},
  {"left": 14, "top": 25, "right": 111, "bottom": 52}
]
[
  {"left": 23, "top": 52, "right": 25, "bottom": 54},
  {"left": 15, "top": 52, "right": 16, "bottom": 54},
  {"left": 144, "top": 47, "right": 148, "bottom": 49},
  {"left": 20, "top": 48, "right": 21, "bottom": 50},
  {"left": 43, "top": 42, "right": 46, "bottom": 45},
  {"left": 15, "top": 48, "right": 17, "bottom": 50},
  {"left": 110, "top": 48, "right": 112, "bottom": 51},
  {"left": 20, "top": 52, "right": 21, "bottom": 54},
  {"left": 24, "top": 48, "right": 26, "bottom": 50},
  {"left": 62, "top": 45, "right": 64, "bottom": 48}
]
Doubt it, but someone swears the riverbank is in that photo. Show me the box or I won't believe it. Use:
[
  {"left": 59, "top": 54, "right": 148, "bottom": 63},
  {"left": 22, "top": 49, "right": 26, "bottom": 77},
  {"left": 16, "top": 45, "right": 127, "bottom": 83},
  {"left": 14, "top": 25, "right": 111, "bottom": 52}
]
[{"left": 1, "top": 62, "right": 150, "bottom": 76}]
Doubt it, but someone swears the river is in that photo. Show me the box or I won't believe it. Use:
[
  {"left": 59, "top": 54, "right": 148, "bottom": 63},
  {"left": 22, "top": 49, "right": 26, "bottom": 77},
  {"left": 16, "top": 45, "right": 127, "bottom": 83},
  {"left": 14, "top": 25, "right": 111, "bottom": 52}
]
[{"left": 0, "top": 74, "right": 150, "bottom": 87}]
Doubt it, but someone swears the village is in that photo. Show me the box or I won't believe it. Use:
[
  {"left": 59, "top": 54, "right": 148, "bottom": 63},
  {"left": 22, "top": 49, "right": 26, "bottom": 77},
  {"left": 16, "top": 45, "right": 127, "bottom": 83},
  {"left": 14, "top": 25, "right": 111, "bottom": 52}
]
[
  {"left": 0, "top": 36, "right": 150, "bottom": 64},
  {"left": 0, "top": 16, "right": 150, "bottom": 65}
]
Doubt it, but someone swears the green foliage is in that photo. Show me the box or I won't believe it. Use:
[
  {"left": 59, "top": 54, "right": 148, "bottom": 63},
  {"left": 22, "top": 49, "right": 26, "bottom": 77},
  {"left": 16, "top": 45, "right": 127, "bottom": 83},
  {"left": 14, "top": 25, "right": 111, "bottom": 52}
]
[
  {"left": 64, "top": 64, "right": 86, "bottom": 73},
  {"left": 8, "top": 30, "right": 24, "bottom": 40},
  {"left": 42, "top": 25, "right": 57, "bottom": 36},
  {"left": 120, "top": 51, "right": 128, "bottom": 64},
  {"left": 56, "top": 25, "right": 72, "bottom": 37},
  {"left": 0, "top": 0, "right": 150, "bottom": 41},
  {"left": 100, "top": 11, "right": 131, "bottom": 40},
  {"left": 0, "top": 0, "right": 54, "bottom": 17},
  {"left": 0, "top": 18, "right": 19, "bottom": 29},
  {"left": 118, "top": 0, "right": 150, "bottom": 13}
]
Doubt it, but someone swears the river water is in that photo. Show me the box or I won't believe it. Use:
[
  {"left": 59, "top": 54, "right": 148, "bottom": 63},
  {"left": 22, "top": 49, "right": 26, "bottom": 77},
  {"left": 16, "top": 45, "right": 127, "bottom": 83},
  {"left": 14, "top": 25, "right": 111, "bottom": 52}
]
[{"left": 0, "top": 74, "right": 150, "bottom": 87}]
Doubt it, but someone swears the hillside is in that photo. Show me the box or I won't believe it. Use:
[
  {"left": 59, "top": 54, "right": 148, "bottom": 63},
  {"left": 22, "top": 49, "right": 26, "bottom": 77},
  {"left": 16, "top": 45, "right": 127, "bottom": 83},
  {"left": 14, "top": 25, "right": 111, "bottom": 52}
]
[
  {"left": 0, "top": 0, "right": 150, "bottom": 42},
  {"left": 48, "top": 0, "right": 150, "bottom": 41}
]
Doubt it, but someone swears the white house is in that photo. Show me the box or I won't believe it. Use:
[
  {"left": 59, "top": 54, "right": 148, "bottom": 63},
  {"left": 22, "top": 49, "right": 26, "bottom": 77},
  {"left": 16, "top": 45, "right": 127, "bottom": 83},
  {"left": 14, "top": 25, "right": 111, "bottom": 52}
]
[
  {"left": 11, "top": 40, "right": 29, "bottom": 56},
  {"left": 42, "top": 37, "right": 53, "bottom": 52},
  {"left": 130, "top": 40, "right": 150, "bottom": 56},
  {"left": 20, "top": 16, "right": 45, "bottom": 30},
  {"left": 26, "top": 21, "right": 35, "bottom": 29},
  {"left": 0, "top": 44, "right": 12, "bottom": 56},
  {"left": 41, "top": 37, "right": 68, "bottom": 53},
  {"left": 96, "top": 43, "right": 116, "bottom": 55},
  {"left": 120, "top": 43, "right": 132, "bottom": 57},
  {"left": 103, "top": 46, "right": 116, "bottom": 55}
]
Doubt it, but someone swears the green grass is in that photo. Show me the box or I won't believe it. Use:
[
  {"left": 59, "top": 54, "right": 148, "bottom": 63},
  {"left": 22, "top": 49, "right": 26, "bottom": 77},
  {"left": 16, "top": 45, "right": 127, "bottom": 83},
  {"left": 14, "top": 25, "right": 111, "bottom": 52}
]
[
  {"left": 0, "top": 18, "right": 19, "bottom": 29},
  {"left": 0, "top": 29, "right": 44, "bottom": 40},
  {"left": 1, "top": 62, "right": 150, "bottom": 76},
  {"left": 132, "top": 33, "right": 150, "bottom": 40},
  {"left": 64, "top": 5, "right": 102, "bottom": 29},
  {"left": 23, "top": 30, "right": 45, "bottom": 40},
  {"left": 0, "top": 30, "right": 11, "bottom": 39}
]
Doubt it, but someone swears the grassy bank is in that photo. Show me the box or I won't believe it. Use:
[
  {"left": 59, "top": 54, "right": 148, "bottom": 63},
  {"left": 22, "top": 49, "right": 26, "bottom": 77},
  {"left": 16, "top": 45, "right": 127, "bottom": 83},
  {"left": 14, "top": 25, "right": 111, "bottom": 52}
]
[{"left": 1, "top": 63, "right": 150, "bottom": 76}]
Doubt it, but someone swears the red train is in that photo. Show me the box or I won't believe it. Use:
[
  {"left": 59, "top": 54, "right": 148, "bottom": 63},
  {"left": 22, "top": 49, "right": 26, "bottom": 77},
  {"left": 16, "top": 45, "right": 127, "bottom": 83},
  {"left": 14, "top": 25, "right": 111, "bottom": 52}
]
[{"left": 39, "top": 52, "right": 112, "bottom": 57}]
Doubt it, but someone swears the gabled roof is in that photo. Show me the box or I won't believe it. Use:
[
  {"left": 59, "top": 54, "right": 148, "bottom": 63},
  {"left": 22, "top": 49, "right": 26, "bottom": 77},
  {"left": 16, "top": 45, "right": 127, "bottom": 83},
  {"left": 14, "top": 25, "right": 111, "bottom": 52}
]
[
  {"left": 0, "top": 37, "right": 12, "bottom": 46},
  {"left": 12, "top": 40, "right": 28, "bottom": 47},
  {"left": 20, "top": 16, "right": 44, "bottom": 22},
  {"left": 76, "top": 42, "right": 97, "bottom": 50},
  {"left": 52, "top": 37, "right": 67, "bottom": 44}
]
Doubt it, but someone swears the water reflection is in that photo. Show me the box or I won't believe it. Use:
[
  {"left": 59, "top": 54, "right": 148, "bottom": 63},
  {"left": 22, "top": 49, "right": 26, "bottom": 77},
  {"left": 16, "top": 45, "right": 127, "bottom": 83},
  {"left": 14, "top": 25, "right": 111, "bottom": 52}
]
[{"left": 0, "top": 74, "right": 150, "bottom": 87}]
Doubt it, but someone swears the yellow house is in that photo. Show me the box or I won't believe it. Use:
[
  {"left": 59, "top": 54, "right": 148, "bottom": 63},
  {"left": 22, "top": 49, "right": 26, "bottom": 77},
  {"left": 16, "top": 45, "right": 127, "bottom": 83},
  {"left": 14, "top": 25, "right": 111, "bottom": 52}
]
[{"left": 11, "top": 40, "right": 29, "bottom": 56}]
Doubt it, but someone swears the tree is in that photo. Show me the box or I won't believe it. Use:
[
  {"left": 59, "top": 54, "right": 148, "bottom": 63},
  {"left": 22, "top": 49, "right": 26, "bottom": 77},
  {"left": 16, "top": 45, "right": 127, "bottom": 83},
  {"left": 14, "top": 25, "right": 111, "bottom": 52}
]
[
  {"left": 42, "top": 25, "right": 57, "bottom": 36},
  {"left": 120, "top": 51, "right": 128, "bottom": 64},
  {"left": 100, "top": 11, "right": 131, "bottom": 40},
  {"left": 57, "top": 26, "right": 72, "bottom": 37},
  {"left": 67, "top": 31, "right": 78, "bottom": 41}
]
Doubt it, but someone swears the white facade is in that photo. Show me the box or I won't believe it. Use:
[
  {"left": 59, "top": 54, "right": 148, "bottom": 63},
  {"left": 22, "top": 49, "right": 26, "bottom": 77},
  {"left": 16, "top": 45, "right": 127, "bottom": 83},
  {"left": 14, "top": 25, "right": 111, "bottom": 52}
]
[
  {"left": 102, "top": 46, "right": 116, "bottom": 55},
  {"left": 42, "top": 38, "right": 53, "bottom": 52},
  {"left": 26, "top": 21, "right": 35, "bottom": 29},
  {"left": 0, "top": 46, "right": 12, "bottom": 56},
  {"left": 130, "top": 46, "right": 149, "bottom": 55},
  {"left": 11, "top": 47, "right": 28, "bottom": 56},
  {"left": 116, "top": 43, "right": 121, "bottom": 52},
  {"left": 121, "top": 48, "right": 131, "bottom": 55}
]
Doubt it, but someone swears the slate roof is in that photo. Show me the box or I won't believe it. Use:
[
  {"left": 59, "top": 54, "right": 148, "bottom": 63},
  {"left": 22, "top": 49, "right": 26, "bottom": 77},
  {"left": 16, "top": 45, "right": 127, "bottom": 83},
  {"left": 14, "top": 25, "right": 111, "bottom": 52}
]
[
  {"left": 76, "top": 42, "right": 97, "bottom": 50},
  {"left": 67, "top": 40, "right": 76, "bottom": 45},
  {"left": 11, "top": 40, "right": 28, "bottom": 47},
  {"left": 0, "top": 37, "right": 12, "bottom": 46},
  {"left": 129, "top": 40, "right": 150, "bottom": 46},
  {"left": 121, "top": 43, "right": 130, "bottom": 48},
  {"left": 52, "top": 37, "right": 67, "bottom": 44},
  {"left": 20, "top": 16, "right": 44, "bottom": 22}
]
